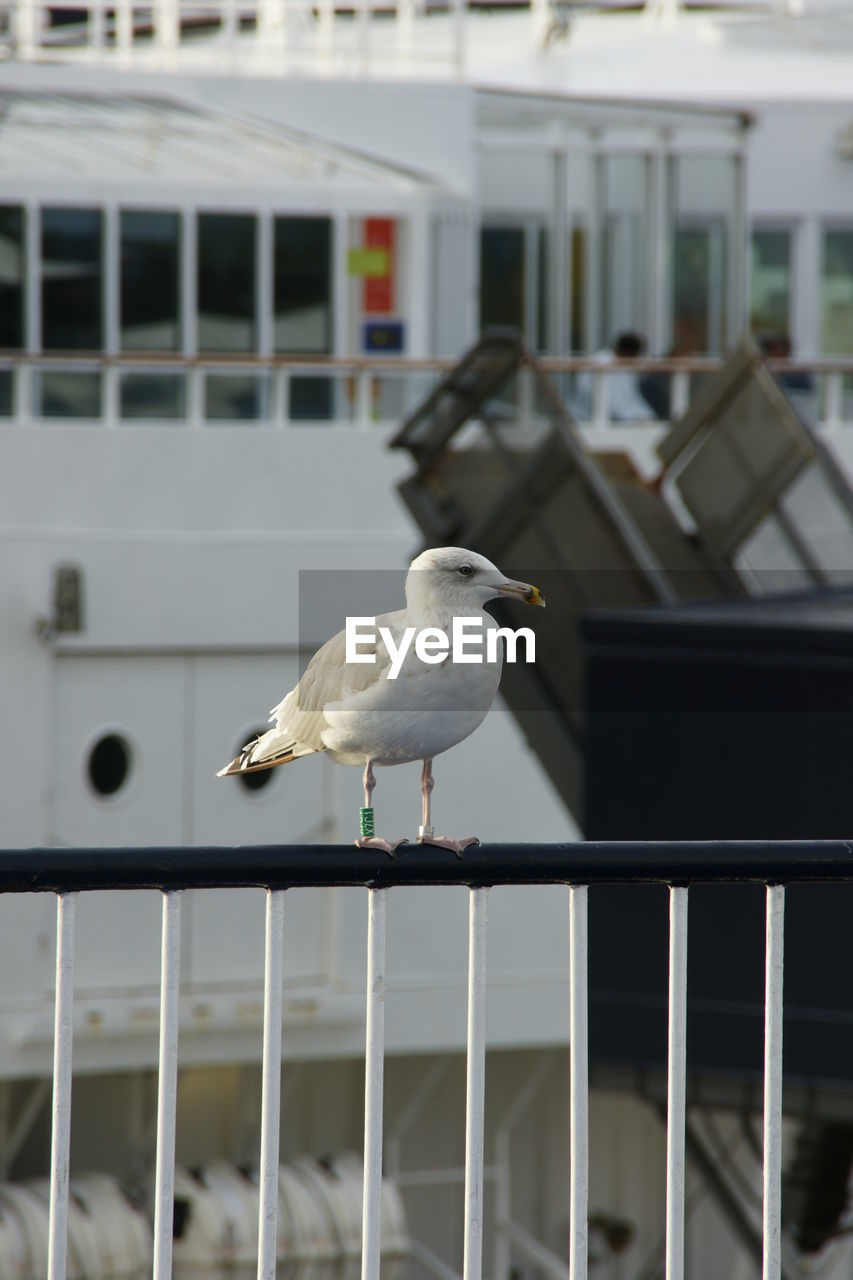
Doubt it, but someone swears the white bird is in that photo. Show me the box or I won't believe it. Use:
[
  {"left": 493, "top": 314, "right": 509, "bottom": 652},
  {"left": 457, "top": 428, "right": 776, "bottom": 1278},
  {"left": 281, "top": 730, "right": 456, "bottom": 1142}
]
[{"left": 217, "top": 546, "right": 545, "bottom": 854}]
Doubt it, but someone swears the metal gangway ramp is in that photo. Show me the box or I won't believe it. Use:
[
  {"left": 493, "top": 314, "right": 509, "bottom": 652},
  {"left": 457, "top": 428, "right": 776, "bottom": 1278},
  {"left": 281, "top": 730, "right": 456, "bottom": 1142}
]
[{"left": 390, "top": 330, "right": 853, "bottom": 828}]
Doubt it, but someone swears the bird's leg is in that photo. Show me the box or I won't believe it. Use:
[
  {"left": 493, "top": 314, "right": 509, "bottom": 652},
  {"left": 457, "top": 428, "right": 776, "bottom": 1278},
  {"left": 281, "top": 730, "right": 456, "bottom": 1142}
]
[
  {"left": 363, "top": 759, "right": 375, "bottom": 808},
  {"left": 419, "top": 758, "right": 435, "bottom": 839},
  {"left": 417, "top": 758, "right": 479, "bottom": 858},
  {"left": 355, "top": 760, "right": 406, "bottom": 856}
]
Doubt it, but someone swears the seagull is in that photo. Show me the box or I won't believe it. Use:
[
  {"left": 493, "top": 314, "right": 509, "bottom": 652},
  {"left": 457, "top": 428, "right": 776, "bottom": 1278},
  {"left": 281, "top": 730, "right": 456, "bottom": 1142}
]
[{"left": 217, "top": 546, "right": 545, "bottom": 854}]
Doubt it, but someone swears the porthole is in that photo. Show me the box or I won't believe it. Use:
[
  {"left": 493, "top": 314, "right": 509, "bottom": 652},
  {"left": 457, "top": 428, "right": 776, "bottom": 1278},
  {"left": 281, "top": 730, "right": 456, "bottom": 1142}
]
[
  {"left": 87, "top": 733, "right": 132, "bottom": 797},
  {"left": 237, "top": 728, "right": 275, "bottom": 794}
]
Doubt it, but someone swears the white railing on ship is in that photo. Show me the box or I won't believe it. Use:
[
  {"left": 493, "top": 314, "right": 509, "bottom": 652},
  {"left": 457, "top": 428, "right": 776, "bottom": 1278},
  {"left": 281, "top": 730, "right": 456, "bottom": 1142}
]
[
  {"left": 3, "top": 841, "right": 850, "bottom": 1280},
  {"left": 2, "top": 354, "right": 853, "bottom": 432},
  {"left": 3, "top": 0, "right": 470, "bottom": 72}
]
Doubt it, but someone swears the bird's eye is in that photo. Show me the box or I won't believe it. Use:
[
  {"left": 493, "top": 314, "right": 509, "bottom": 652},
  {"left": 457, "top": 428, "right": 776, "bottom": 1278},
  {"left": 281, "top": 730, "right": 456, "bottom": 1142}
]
[{"left": 458, "top": 564, "right": 474, "bottom": 577}]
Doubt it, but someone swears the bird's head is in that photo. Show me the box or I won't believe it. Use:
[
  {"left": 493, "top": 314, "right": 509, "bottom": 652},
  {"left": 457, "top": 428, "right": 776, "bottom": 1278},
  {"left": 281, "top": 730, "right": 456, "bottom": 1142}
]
[{"left": 406, "top": 547, "right": 545, "bottom": 614}]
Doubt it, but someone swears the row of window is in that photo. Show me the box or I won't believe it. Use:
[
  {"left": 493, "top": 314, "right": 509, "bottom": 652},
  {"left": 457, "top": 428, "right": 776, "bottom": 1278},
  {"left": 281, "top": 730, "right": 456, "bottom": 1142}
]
[
  {"left": 479, "top": 220, "right": 853, "bottom": 357},
  {"left": 479, "top": 218, "right": 737, "bottom": 355},
  {"left": 5, "top": 204, "right": 853, "bottom": 362},
  {"left": 0, "top": 206, "right": 333, "bottom": 355}
]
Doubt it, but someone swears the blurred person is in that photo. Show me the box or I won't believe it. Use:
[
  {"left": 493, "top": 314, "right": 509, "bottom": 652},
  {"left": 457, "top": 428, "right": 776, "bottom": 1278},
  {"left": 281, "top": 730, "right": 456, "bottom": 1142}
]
[
  {"left": 760, "top": 331, "right": 814, "bottom": 394},
  {"left": 760, "top": 331, "right": 816, "bottom": 420},
  {"left": 639, "top": 320, "right": 705, "bottom": 422},
  {"left": 572, "top": 329, "right": 656, "bottom": 421}
]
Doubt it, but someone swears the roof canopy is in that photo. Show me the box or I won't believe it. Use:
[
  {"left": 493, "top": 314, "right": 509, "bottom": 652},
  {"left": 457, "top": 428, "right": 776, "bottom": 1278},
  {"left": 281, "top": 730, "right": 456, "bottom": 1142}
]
[{"left": 0, "top": 85, "right": 438, "bottom": 195}]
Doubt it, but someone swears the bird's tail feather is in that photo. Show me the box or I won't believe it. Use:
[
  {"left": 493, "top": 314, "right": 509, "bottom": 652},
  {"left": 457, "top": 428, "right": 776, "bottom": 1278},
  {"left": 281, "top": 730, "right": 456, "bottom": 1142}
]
[
  {"left": 217, "top": 751, "right": 293, "bottom": 777},
  {"left": 216, "top": 733, "right": 322, "bottom": 777}
]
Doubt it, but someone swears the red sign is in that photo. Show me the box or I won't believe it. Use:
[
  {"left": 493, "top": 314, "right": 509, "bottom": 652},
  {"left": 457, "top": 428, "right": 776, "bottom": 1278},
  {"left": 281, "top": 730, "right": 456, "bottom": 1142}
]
[{"left": 363, "top": 217, "right": 394, "bottom": 315}]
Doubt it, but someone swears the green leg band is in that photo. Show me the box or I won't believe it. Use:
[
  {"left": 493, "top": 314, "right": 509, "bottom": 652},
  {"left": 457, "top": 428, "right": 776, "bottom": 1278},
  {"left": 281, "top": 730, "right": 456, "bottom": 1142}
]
[{"left": 359, "top": 807, "right": 375, "bottom": 839}]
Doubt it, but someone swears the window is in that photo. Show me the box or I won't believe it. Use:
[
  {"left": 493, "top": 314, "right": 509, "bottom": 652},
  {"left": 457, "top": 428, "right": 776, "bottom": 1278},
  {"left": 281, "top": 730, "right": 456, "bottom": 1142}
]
[
  {"left": 36, "top": 371, "right": 102, "bottom": 418},
  {"left": 480, "top": 224, "right": 550, "bottom": 351},
  {"left": 197, "top": 213, "right": 256, "bottom": 353},
  {"left": 570, "top": 227, "right": 587, "bottom": 354},
  {"left": 821, "top": 229, "right": 853, "bottom": 355},
  {"left": 205, "top": 373, "right": 269, "bottom": 421},
  {"left": 121, "top": 210, "right": 181, "bottom": 351},
  {"left": 119, "top": 372, "right": 186, "bottom": 420},
  {"left": 601, "top": 155, "right": 648, "bottom": 348},
  {"left": 670, "top": 154, "right": 735, "bottom": 356},
  {"left": 750, "top": 228, "right": 792, "bottom": 337},
  {"left": 41, "top": 207, "right": 103, "bottom": 350},
  {"left": 536, "top": 225, "right": 548, "bottom": 353},
  {"left": 480, "top": 226, "right": 525, "bottom": 334},
  {"left": 672, "top": 222, "right": 727, "bottom": 355},
  {"left": 274, "top": 217, "right": 332, "bottom": 353},
  {"left": 88, "top": 734, "right": 132, "bottom": 797},
  {"left": 0, "top": 206, "right": 24, "bottom": 349}
]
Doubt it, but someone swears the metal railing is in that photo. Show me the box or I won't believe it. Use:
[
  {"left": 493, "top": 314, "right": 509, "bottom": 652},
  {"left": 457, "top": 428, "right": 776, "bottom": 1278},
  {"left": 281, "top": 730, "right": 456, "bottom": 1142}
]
[
  {"left": 0, "top": 0, "right": 766, "bottom": 71},
  {"left": 2, "top": 353, "right": 853, "bottom": 433},
  {"left": 3, "top": 0, "right": 472, "bottom": 74},
  {"left": 5, "top": 840, "right": 853, "bottom": 1280}
]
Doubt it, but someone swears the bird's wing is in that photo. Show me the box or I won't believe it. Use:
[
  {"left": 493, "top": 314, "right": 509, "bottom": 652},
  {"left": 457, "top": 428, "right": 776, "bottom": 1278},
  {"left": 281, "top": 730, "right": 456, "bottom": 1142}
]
[
  {"left": 216, "top": 612, "right": 398, "bottom": 776},
  {"left": 284, "top": 612, "right": 397, "bottom": 716}
]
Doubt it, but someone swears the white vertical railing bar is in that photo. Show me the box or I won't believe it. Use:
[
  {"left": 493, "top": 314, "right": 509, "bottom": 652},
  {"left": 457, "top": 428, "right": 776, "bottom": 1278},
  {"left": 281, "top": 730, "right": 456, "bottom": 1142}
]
[
  {"left": 357, "top": 0, "right": 370, "bottom": 76},
  {"left": 257, "top": 889, "right": 286, "bottom": 1280},
  {"left": 825, "top": 372, "right": 843, "bottom": 430},
  {"left": 763, "top": 884, "right": 785, "bottom": 1280},
  {"left": 665, "top": 886, "right": 689, "bottom": 1280},
  {"left": 463, "top": 887, "right": 488, "bottom": 1280},
  {"left": 153, "top": 890, "right": 183, "bottom": 1280},
  {"left": 362, "top": 887, "right": 388, "bottom": 1280},
  {"left": 568, "top": 884, "right": 589, "bottom": 1280},
  {"left": 494, "top": 1057, "right": 553, "bottom": 1280},
  {"left": 47, "top": 891, "right": 77, "bottom": 1280}
]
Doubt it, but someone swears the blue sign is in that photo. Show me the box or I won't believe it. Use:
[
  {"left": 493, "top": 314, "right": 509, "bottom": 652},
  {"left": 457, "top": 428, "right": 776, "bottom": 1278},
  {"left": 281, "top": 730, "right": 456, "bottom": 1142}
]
[{"left": 363, "top": 321, "right": 405, "bottom": 354}]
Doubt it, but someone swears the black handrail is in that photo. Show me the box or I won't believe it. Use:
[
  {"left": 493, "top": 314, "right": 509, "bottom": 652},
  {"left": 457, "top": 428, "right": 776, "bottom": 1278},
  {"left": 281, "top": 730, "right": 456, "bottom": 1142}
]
[{"left": 1, "top": 840, "right": 853, "bottom": 892}]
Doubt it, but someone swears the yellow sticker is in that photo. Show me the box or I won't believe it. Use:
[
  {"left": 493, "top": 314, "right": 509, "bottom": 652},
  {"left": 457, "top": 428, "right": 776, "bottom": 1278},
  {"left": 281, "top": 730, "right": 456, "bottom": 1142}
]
[{"left": 347, "top": 247, "right": 391, "bottom": 278}]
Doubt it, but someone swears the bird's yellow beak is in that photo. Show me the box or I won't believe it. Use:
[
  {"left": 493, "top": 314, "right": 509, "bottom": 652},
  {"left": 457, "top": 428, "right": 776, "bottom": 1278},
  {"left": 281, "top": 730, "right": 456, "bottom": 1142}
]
[{"left": 498, "top": 579, "right": 546, "bottom": 608}]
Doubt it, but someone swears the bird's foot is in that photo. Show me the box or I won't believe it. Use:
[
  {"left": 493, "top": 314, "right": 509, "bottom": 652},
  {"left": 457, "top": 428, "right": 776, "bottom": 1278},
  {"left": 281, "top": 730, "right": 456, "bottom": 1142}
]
[
  {"left": 355, "top": 836, "right": 407, "bottom": 858},
  {"left": 418, "top": 827, "right": 480, "bottom": 859}
]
